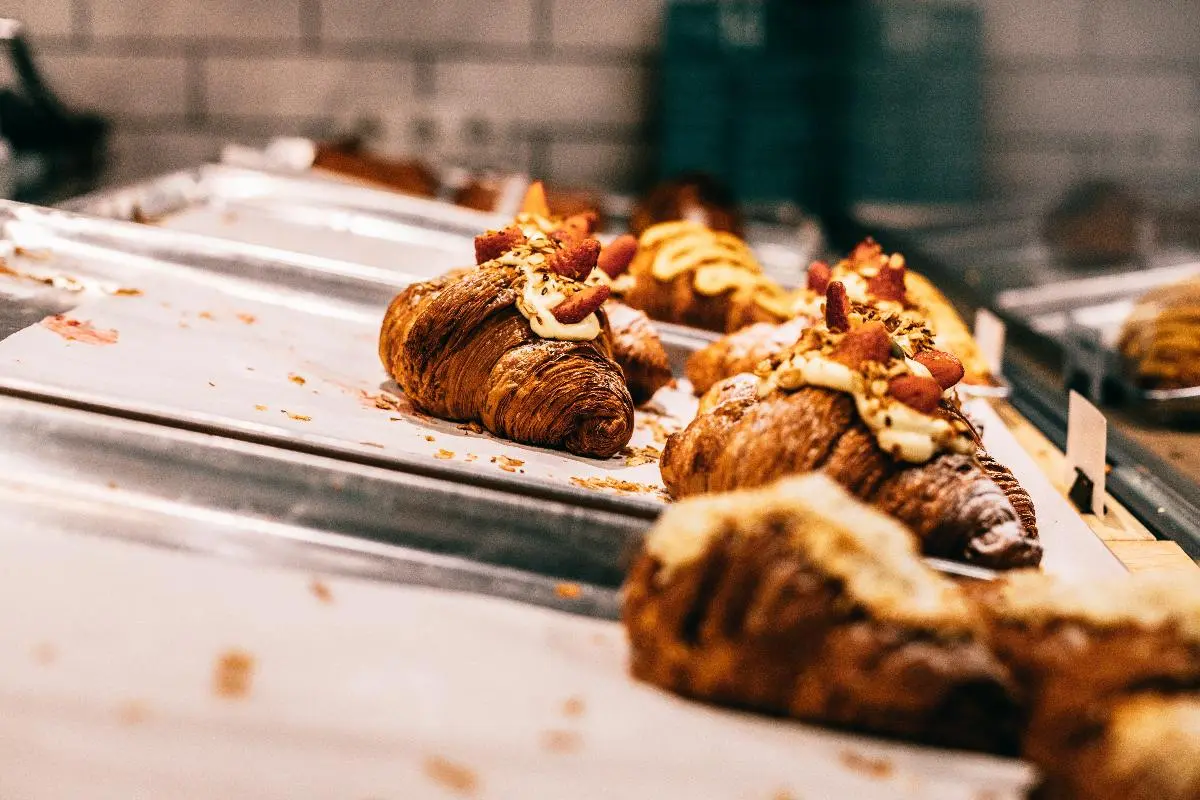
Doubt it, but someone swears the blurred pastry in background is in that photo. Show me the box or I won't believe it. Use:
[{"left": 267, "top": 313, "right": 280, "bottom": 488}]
[
  {"left": 313, "top": 140, "right": 439, "bottom": 197},
  {"left": 1117, "top": 274, "right": 1200, "bottom": 390},
  {"left": 630, "top": 173, "right": 745, "bottom": 238},
  {"left": 1044, "top": 180, "right": 1149, "bottom": 267},
  {"left": 623, "top": 473, "right": 1024, "bottom": 755},
  {"left": 619, "top": 220, "right": 793, "bottom": 333}
]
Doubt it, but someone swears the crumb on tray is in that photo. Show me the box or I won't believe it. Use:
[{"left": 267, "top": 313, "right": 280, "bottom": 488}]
[
  {"left": 283, "top": 411, "right": 311, "bottom": 422},
  {"left": 496, "top": 455, "right": 525, "bottom": 473},
  {"left": 457, "top": 421, "right": 486, "bottom": 435},
  {"left": 838, "top": 749, "right": 894, "bottom": 780},
  {"left": 213, "top": 649, "right": 255, "bottom": 699},
  {"left": 539, "top": 729, "right": 583, "bottom": 755},
  {"left": 360, "top": 441, "right": 385, "bottom": 449},
  {"left": 288, "top": 374, "right": 306, "bottom": 386},
  {"left": 435, "top": 449, "right": 455, "bottom": 459},
  {"left": 40, "top": 315, "right": 119, "bottom": 345},
  {"left": 555, "top": 582, "right": 582, "bottom": 599},
  {"left": 254, "top": 404, "right": 268, "bottom": 411},
  {"left": 619, "top": 444, "right": 662, "bottom": 466},
  {"left": 422, "top": 755, "right": 478, "bottom": 796},
  {"left": 570, "top": 476, "right": 663, "bottom": 497},
  {"left": 236, "top": 313, "right": 256, "bottom": 325},
  {"left": 309, "top": 578, "right": 333, "bottom": 604}
]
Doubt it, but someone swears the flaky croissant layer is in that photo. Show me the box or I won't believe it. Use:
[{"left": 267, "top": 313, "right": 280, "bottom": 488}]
[
  {"left": 379, "top": 264, "right": 635, "bottom": 458},
  {"left": 660, "top": 374, "right": 1042, "bottom": 569}
]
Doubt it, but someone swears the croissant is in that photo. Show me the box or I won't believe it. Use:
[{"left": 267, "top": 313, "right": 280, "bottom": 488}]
[
  {"left": 619, "top": 221, "right": 793, "bottom": 333},
  {"left": 684, "top": 239, "right": 995, "bottom": 395},
  {"left": 623, "top": 474, "right": 1024, "bottom": 754},
  {"left": 606, "top": 300, "right": 672, "bottom": 404},
  {"left": 1117, "top": 275, "right": 1200, "bottom": 389},
  {"left": 977, "top": 571, "right": 1200, "bottom": 799},
  {"left": 661, "top": 286, "right": 1041, "bottom": 569},
  {"left": 379, "top": 226, "right": 635, "bottom": 458}
]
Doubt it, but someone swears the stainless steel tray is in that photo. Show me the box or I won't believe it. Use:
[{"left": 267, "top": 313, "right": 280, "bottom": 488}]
[
  {"left": 996, "top": 260, "right": 1200, "bottom": 421},
  {"left": 0, "top": 393, "right": 622, "bottom": 612},
  {"left": 63, "top": 164, "right": 509, "bottom": 280},
  {"left": 0, "top": 201, "right": 703, "bottom": 520}
]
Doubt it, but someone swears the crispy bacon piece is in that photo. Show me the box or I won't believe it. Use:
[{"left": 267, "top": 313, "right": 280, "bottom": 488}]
[
  {"left": 552, "top": 284, "right": 611, "bottom": 324},
  {"left": 474, "top": 226, "right": 527, "bottom": 264},
  {"left": 520, "top": 181, "right": 550, "bottom": 216},
  {"left": 807, "top": 260, "right": 831, "bottom": 294},
  {"left": 914, "top": 349, "right": 965, "bottom": 390},
  {"left": 825, "top": 280, "right": 851, "bottom": 331},
  {"left": 598, "top": 234, "right": 638, "bottom": 278},
  {"left": 546, "top": 238, "right": 601, "bottom": 281},
  {"left": 887, "top": 374, "right": 943, "bottom": 413},
  {"left": 868, "top": 256, "right": 907, "bottom": 302},
  {"left": 831, "top": 321, "right": 891, "bottom": 369}
]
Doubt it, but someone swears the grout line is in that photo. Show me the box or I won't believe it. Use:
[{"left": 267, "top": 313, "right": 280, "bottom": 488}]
[
  {"left": 413, "top": 49, "right": 435, "bottom": 99},
  {"left": 527, "top": 130, "right": 550, "bottom": 179},
  {"left": 185, "top": 45, "right": 207, "bottom": 126},
  {"left": 532, "top": 0, "right": 552, "bottom": 47},
  {"left": 300, "top": 0, "right": 321, "bottom": 53},
  {"left": 70, "top": 0, "right": 92, "bottom": 47}
]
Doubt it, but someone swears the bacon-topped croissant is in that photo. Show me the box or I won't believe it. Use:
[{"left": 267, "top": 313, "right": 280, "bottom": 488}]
[
  {"left": 685, "top": 239, "right": 996, "bottom": 395},
  {"left": 507, "top": 184, "right": 671, "bottom": 405},
  {"left": 661, "top": 281, "right": 1041, "bottom": 569},
  {"left": 378, "top": 209, "right": 640, "bottom": 458},
  {"left": 618, "top": 220, "right": 794, "bottom": 334}
]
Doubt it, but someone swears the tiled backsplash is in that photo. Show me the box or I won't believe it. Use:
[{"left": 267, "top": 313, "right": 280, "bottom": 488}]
[{"left": 5, "top": 0, "right": 1199, "bottom": 199}]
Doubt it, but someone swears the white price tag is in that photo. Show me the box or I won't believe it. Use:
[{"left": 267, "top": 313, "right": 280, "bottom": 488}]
[
  {"left": 974, "top": 308, "right": 1007, "bottom": 376},
  {"left": 1065, "top": 390, "right": 1107, "bottom": 515}
]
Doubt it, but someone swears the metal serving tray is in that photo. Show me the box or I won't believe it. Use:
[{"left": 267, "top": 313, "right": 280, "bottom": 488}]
[
  {"left": 0, "top": 201, "right": 704, "bottom": 520},
  {"left": 63, "top": 164, "right": 509, "bottom": 280},
  {"left": 0, "top": 393, "right": 622, "bottom": 611},
  {"left": 995, "top": 260, "right": 1200, "bottom": 421}
]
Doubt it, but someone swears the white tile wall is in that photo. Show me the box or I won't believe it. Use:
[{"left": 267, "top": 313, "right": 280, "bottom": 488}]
[
  {"left": 985, "top": 71, "right": 1198, "bottom": 136},
  {"left": 5, "top": 0, "right": 1199, "bottom": 193},
  {"left": 41, "top": 55, "right": 189, "bottom": 117},
  {"left": 550, "top": 0, "right": 663, "bottom": 50},
  {"left": 106, "top": 130, "right": 222, "bottom": 184},
  {"left": 435, "top": 61, "right": 647, "bottom": 126},
  {"left": 205, "top": 57, "right": 414, "bottom": 118},
  {"left": 980, "top": 0, "right": 1085, "bottom": 58},
  {"left": 1091, "top": 0, "right": 1200, "bottom": 61},
  {"left": 320, "top": 0, "right": 533, "bottom": 45},
  {"left": 2, "top": 0, "right": 74, "bottom": 38},
  {"left": 88, "top": 0, "right": 303, "bottom": 40},
  {"left": 547, "top": 140, "right": 648, "bottom": 188}
]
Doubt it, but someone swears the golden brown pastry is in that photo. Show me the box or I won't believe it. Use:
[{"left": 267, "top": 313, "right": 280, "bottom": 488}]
[
  {"left": 1117, "top": 275, "right": 1200, "bottom": 389},
  {"left": 979, "top": 571, "right": 1200, "bottom": 799},
  {"left": 378, "top": 225, "right": 635, "bottom": 458},
  {"left": 629, "top": 173, "right": 744, "bottom": 239},
  {"left": 620, "top": 220, "right": 794, "bottom": 333},
  {"left": 623, "top": 474, "right": 1024, "bottom": 754},
  {"left": 606, "top": 300, "right": 672, "bottom": 404},
  {"left": 683, "top": 239, "right": 994, "bottom": 395},
  {"left": 661, "top": 286, "right": 1041, "bottom": 570},
  {"left": 313, "top": 142, "right": 438, "bottom": 197}
]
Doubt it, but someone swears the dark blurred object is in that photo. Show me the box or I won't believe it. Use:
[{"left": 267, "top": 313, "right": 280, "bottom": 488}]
[
  {"left": 630, "top": 172, "right": 744, "bottom": 237},
  {"left": 0, "top": 19, "right": 108, "bottom": 191},
  {"left": 313, "top": 140, "right": 439, "bottom": 197},
  {"left": 1044, "top": 180, "right": 1147, "bottom": 267},
  {"left": 657, "top": 1, "right": 982, "bottom": 213}
]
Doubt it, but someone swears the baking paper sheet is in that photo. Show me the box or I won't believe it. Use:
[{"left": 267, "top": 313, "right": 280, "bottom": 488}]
[
  {"left": 0, "top": 248, "right": 693, "bottom": 508},
  {"left": 0, "top": 509, "right": 1035, "bottom": 799}
]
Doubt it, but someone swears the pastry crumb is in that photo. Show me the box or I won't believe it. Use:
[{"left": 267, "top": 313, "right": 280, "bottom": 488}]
[
  {"left": 106, "top": 480, "right": 118, "bottom": 489},
  {"left": 457, "top": 421, "right": 486, "bottom": 434},
  {"left": 117, "top": 699, "right": 149, "bottom": 725},
  {"left": 389, "top": 416, "right": 402, "bottom": 422},
  {"left": 838, "top": 749, "right": 894, "bottom": 779},
  {"left": 634, "top": 414, "right": 679, "bottom": 444},
  {"left": 310, "top": 578, "right": 333, "bottom": 604},
  {"left": 555, "top": 582, "right": 582, "bottom": 599},
  {"left": 236, "top": 313, "right": 256, "bottom": 325},
  {"left": 213, "top": 650, "right": 255, "bottom": 699},
  {"left": 539, "top": 729, "right": 582, "bottom": 754},
  {"left": 435, "top": 449, "right": 455, "bottom": 459},
  {"left": 31, "top": 642, "right": 57, "bottom": 665},
  {"left": 360, "top": 441, "right": 384, "bottom": 449},
  {"left": 198, "top": 311, "right": 215, "bottom": 321},
  {"left": 112, "top": 287, "right": 142, "bottom": 296},
  {"left": 40, "top": 315, "right": 119, "bottom": 345},
  {"left": 288, "top": 373, "right": 306, "bottom": 386},
  {"left": 422, "top": 755, "right": 478, "bottom": 796},
  {"left": 254, "top": 404, "right": 268, "bottom": 411},
  {"left": 562, "top": 696, "right": 585, "bottom": 718},
  {"left": 496, "top": 455, "right": 525, "bottom": 473},
  {"left": 619, "top": 444, "right": 662, "bottom": 466},
  {"left": 284, "top": 411, "right": 311, "bottom": 422},
  {"left": 570, "top": 476, "right": 662, "bottom": 496},
  {"left": 464, "top": 454, "right": 478, "bottom": 462},
  {"left": 424, "top": 435, "right": 436, "bottom": 442},
  {"left": 207, "top": 381, "right": 216, "bottom": 387}
]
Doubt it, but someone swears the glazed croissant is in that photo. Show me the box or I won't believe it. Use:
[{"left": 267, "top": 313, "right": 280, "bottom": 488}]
[
  {"left": 620, "top": 220, "right": 793, "bottom": 333},
  {"left": 661, "top": 286, "right": 1041, "bottom": 570},
  {"left": 685, "top": 239, "right": 995, "bottom": 396},
  {"left": 379, "top": 229, "right": 635, "bottom": 458}
]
